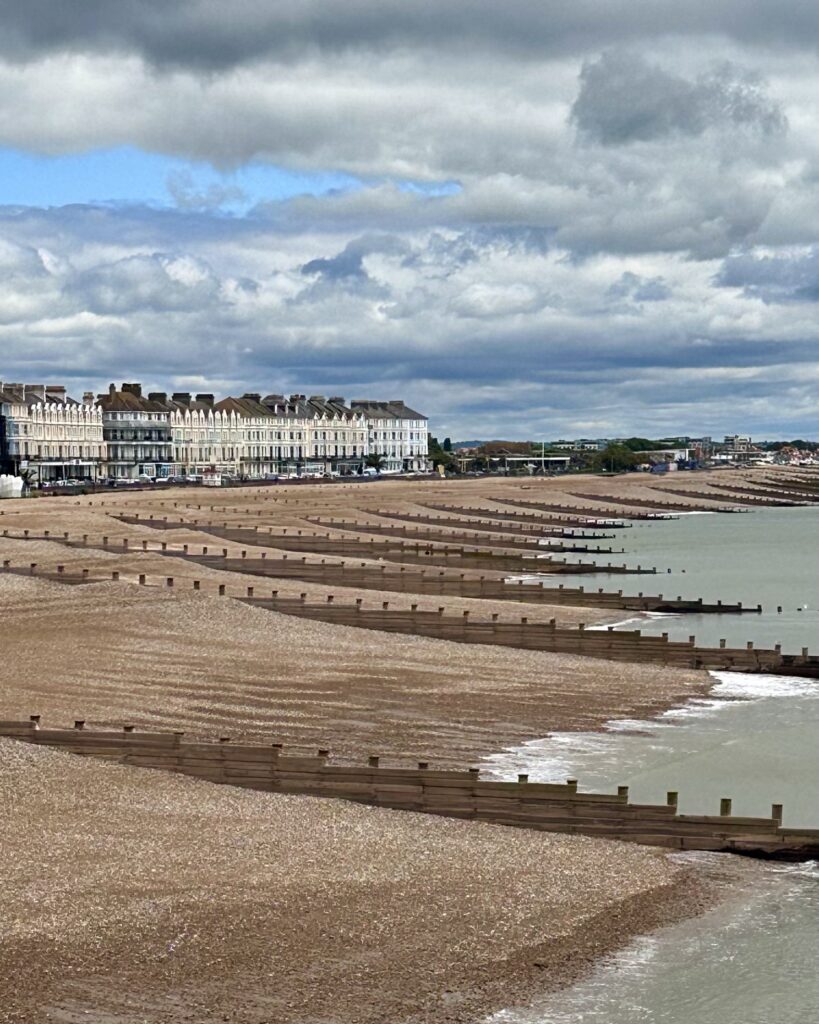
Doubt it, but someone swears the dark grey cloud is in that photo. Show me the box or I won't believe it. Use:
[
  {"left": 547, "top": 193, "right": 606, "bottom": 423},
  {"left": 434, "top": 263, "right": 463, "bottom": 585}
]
[
  {"left": 2, "top": 1, "right": 819, "bottom": 69},
  {"left": 608, "top": 271, "right": 672, "bottom": 302},
  {"left": 301, "top": 251, "right": 367, "bottom": 283},
  {"left": 716, "top": 248, "right": 819, "bottom": 303},
  {"left": 572, "top": 52, "right": 785, "bottom": 145}
]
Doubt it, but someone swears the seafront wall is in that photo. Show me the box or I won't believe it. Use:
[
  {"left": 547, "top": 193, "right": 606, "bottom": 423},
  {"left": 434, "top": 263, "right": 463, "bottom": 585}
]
[{"left": 2, "top": 718, "right": 818, "bottom": 859}]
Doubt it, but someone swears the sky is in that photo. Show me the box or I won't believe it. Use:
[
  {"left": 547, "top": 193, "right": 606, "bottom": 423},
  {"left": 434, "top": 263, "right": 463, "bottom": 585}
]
[{"left": 1, "top": 3, "right": 819, "bottom": 439}]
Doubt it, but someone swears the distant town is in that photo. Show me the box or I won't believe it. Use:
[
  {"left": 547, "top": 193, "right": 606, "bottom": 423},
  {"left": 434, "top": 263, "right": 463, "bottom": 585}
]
[
  {"left": 432, "top": 435, "right": 819, "bottom": 474},
  {"left": 1, "top": 377, "right": 817, "bottom": 491}
]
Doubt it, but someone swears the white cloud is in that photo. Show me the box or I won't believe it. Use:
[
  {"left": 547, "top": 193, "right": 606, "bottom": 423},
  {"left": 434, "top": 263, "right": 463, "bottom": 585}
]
[{"left": 0, "top": 5, "right": 818, "bottom": 434}]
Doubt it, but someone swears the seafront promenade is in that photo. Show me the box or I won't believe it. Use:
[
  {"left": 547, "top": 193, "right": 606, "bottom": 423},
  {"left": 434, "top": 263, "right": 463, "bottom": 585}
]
[{"left": 1, "top": 466, "right": 815, "bottom": 1022}]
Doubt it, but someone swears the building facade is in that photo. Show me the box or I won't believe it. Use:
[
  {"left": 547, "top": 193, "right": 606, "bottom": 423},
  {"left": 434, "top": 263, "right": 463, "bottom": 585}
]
[
  {"left": 97, "top": 384, "right": 174, "bottom": 479},
  {"left": 0, "top": 382, "right": 106, "bottom": 482},
  {"left": 279, "top": 395, "right": 368, "bottom": 474},
  {"left": 2, "top": 379, "right": 429, "bottom": 481},
  {"left": 350, "top": 400, "right": 429, "bottom": 472},
  {"left": 166, "top": 393, "right": 242, "bottom": 478}
]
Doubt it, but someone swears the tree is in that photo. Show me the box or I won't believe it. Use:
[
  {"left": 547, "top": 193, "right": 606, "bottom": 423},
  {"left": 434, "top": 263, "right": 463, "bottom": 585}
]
[
  {"left": 365, "top": 452, "right": 387, "bottom": 471},
  {"left": 428, "top": 436, "right": 455, "bottom": 471},
  {"left": 442, "top": 437, "right": 452, "bottom": 452},
  {"left": 619, "top": 437, "right": 661, "bottom": 453},
  {"left": 477, "top": 441, "right": 533, "bottom": 457},
  {"left": 590, "top": 444, "right": 638, "bottom": 473}
]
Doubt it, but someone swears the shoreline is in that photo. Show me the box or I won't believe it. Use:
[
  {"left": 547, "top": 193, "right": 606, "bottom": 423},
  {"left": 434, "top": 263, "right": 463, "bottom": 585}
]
[
  {"left": 1, "top": 738, "right": 728, "bottom": 1024},
  {"left": 479, "top": 667, "right": 815, "bottom": 785},
  {"left": 479, "top": 856, "right": 757, "bottom": 1024},
  {"left": 486, "top": 852, "right": 774, "bottom": 1024},
  {"left": 1, "top": 471, "right": 813, "bottom": 1021}
]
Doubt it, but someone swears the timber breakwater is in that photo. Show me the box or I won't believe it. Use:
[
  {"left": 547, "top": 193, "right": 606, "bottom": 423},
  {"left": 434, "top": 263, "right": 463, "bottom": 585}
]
[
  {"left": 2, "top": 468, "right": 819, "bottom": 1024},
  {"left": 4, "top": 511, "right": 815, "bottom": 676},
  {"left": 3, "top": 716, "right": 818, "bottom": 859}
]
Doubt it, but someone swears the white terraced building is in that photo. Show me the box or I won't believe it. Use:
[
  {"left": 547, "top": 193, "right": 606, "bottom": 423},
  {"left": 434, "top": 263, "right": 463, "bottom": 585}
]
[
  {"left": 350, "top": 400, "right": 430, "bottom": 472},
  {"left": 165, "top": 393, "right": 243, "bottom": 477},
  {"left": 2, "top": 379, "right": 430, "bottom": 481},
  {"left": 0, "top": 382, "right": 107, "bottom": 482}
]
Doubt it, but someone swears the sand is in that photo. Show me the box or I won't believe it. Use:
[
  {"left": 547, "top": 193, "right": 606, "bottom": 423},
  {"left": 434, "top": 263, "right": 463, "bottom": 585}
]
[
  {"left": 0, "top": 467, "right": 801, "bottom": 1022},
  {"left": 1, "top": 737, "right": 724, "bottom": 1024},
  {"left": 0, "top": 568, "right": 707, "bottom": 767}
]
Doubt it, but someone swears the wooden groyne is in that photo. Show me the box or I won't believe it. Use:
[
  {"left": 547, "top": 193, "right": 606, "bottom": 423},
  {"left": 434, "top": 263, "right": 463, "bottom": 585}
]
[
  {"left": 3, "top": 718, "right": 817, "bottom": 859},
  {"left": 304, "top": 517, "right": 624, "bottom": 554},
  {"left": 492, "top": 498, "right": 679, "bottom": 521},
  {"left": 0, "top": 534, "right": 753, "bottom": 615},
  {"left": 2, "top": 558, "right": 812, "bottom": 677},
  {"left": 360, "top": 508, "right": 619, "bottom": 539},
  {"left": 658, "top": 485, "right": 801, "bottom": 508},
  {"left": 566, "top": 492, "right": 727, "bottom": 514},
  {"left": 699, "top": 482, "right": 818, "bottom": 505},
  {"left": 425, "top": 503, "right": 632, "bottom": 529},
  {"left": 111, "top": 517, "right": 658, "bottom": 576}
]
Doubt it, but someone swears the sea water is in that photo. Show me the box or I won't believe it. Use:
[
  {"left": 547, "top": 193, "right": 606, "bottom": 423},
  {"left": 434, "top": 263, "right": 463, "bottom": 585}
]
[
  {"left": 491, "top": 505, "right": 819, "bottom": 1023},
  {"left": 539, "top": 505, "right": 819, "bottom": 651}
]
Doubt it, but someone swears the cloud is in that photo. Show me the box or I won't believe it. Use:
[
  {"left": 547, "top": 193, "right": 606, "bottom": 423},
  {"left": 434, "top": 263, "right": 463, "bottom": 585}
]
[
  {"left": 70, "top": 252, "right": 222, "bottom": 314},
  {"left": 1, "top": 5, "right": 819, "bottom": 435},
  {"left": 572, "top": 51, "right": 786, "bottom": 145},
  {"left": 166, "top": 170, "right": 246, "bottom": 211},
  {"left": 0, "top": 202, "right": 817, "bottom": 437},
  {"left": 715, "top": 247, "right": 819, "bottom": 303},
  {"left": 608, "top": 271, "right": 672, "bottom": 302},
  {"left": 2, "top": 2, "right": 819, "bottom": 70}
]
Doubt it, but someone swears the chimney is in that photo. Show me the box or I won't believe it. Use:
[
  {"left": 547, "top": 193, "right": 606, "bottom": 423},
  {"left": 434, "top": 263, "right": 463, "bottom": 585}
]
[
  {"left": 242, "top": 393, "right": 261, "bottom": 403},
  {"left": 82, "top": 392, "right": 95, "bottom": 405},
  {"left": 148, "top": 392, "right": 167, "bottom": 404},
  {"left": 328, "top": 396, "right": 345, "bottom": 405},
  {"left": 122, "top": 383, "right": 142, "bottom": 398},
  {"left": 195, "top": 393, "right": 214, "bottom": 408},
  {"left": 309, "top": 395, "right": 326, "bottom": 402},
  {"left": 172, "top": 392, "right": 192, "bottom": 405},
  {"left": 24, "top": 384, "right": 46, "bottom": 401},
  {"left": 389, "top": 400, "right": 406, "bottom": 407},
  {"left": 46, "top": 385, "right": 67, "bottom": 401}
]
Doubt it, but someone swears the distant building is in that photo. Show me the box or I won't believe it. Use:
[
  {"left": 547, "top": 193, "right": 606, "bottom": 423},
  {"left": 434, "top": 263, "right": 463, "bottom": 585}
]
[
  {"left": 724, "top": 435, "right": 753, "bottom": 452},
  {"left": 713, "top": 435, "right": 758, "bottom": 465},
  {"left": 280, "top": 395, "right": 369, "bottom": 475},
  {"left": 350, "top": 400, "right": 429, "bottom": 472},
  {"left": 97, "top": 383, "right": 174, "bottom": 479},
  {"left": 166, "top": 392, "right": 243, "bottom": 478},
  {"left": 634, "top": 448, "right": 694, "bottom": 464},
  {"left": 3, "top": 377, "right": 429, "bottom": 481},
  {"left": 0, "top": 382, "right": 106, "bottom": 482},
  {"left": 549, "top": 439, "right": 601, "bottom": 451}
]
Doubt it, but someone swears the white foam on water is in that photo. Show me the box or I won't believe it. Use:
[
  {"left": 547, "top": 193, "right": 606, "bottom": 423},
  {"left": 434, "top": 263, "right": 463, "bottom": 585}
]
[
  {"left": 588, "top": 610, "right": 673, "bottom": 630},
  {"left": 710, "top": 670, "right": 819, "bottom": 700},
  {"left": 483, "top": 670, "right": 819, "bottom": 782}
]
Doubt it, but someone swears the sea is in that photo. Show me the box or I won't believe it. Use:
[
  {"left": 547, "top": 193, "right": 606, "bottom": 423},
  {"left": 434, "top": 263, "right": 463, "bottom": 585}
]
[{"left": 490, "top": 505, "right": 819, "bottom": 1023}]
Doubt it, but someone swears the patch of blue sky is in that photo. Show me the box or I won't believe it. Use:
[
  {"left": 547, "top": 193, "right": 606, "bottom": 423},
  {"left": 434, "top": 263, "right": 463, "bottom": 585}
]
[{"left": 0, "top": 145, "right": 461, "bottom": 212}]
